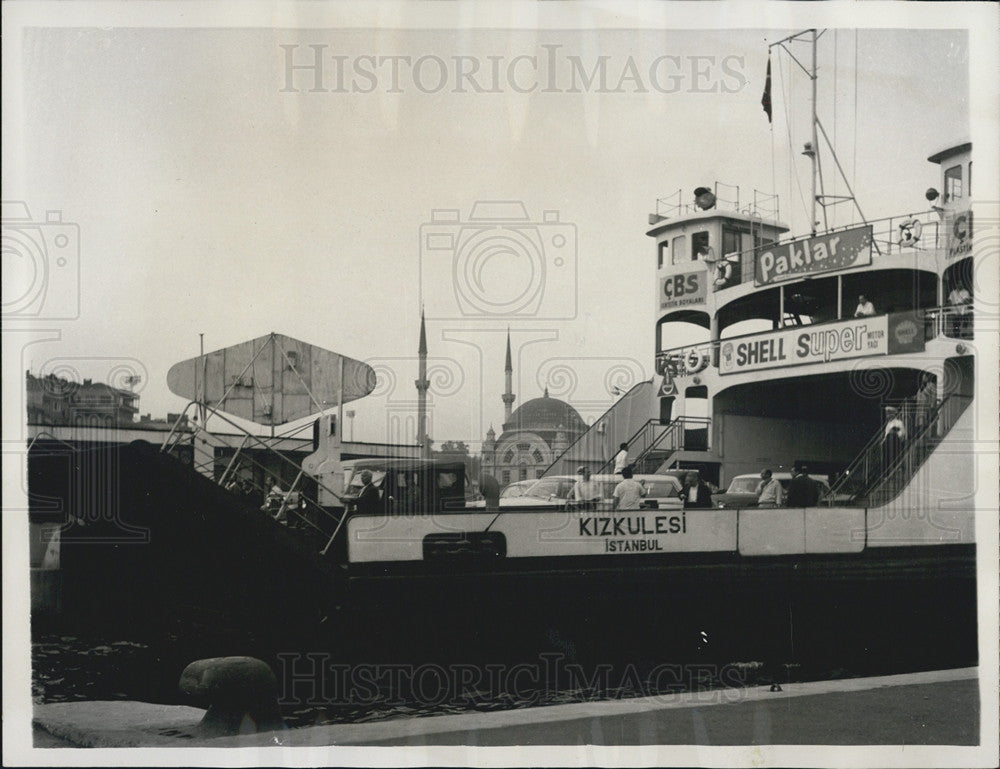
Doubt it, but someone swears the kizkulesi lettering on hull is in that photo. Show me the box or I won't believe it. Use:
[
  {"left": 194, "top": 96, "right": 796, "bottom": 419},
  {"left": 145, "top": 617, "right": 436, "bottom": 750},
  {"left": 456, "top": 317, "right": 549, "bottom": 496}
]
[
  {"left": 754, "top": 225, "right": 873, "bottom": 286},
  {"left": 347, "top": 509, "right": 739, "bottom": 562},
  {"left": 718, "top": 312, "right": 925, "bottom": 375}
]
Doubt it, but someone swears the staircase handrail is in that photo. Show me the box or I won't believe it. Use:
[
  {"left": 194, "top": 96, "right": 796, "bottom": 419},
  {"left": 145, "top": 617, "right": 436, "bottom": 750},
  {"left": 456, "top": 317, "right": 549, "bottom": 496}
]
[
  {"left": 591, "top": 418, "right": 668, "bottom": 475},
  {"left": 829, "top": 392, "right": 972, "bottom": 503},
  {"left": 864, "top": 393, "right": 973, "bottom": 507},
  {"left": 629, "top": 415, "right": 711, "bottom": 470},
  {"left": 590, "top": 415, "right": 712, "bottom": 476}
]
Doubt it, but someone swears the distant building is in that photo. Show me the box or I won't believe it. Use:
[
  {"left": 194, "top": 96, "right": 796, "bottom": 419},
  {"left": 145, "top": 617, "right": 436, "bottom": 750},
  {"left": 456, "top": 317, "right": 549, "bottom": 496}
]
[
  {"left": 136, "top": 413, "right": 190, "bottom": 431},
  {"left": 480, "top": 333, "right": 587, "bottom": 485},
  {"left": 26, "top": 371, "right": 139, "bottom": 427}
]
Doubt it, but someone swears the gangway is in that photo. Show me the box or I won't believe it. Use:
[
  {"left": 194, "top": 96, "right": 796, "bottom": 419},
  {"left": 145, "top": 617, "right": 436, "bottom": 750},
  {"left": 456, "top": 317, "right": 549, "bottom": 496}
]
[{"left": 160, "top": 401, "right": 350, "bottom": 556}]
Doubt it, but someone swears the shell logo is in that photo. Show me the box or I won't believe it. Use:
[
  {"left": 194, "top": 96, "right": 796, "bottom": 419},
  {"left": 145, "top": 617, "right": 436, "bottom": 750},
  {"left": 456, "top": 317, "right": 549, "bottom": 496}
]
[{"left": 893, "top": 319, "right": 918, "bottom": 346}]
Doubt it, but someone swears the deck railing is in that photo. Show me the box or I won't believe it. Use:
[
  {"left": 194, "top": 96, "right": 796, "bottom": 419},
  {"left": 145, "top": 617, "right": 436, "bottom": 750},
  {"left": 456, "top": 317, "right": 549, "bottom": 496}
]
[
  {"left": 656, "top": 304, "right": 975, "bottom": 375},
  {"left": 702, "top": 209, "right": 949, "bottom": 292}
]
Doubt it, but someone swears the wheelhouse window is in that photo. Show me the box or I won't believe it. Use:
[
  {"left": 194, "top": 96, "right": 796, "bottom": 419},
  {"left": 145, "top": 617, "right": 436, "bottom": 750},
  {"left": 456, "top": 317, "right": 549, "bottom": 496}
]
[
  {"left": 945, "top": 164, "right": 963, "bottom": 202},
  {"left": 658, "top": 241, "right": 669, "bottom": 269},
  {"left": 671, "top": 235, "right": 686, "bottom": 265},
  {"left": 721, "top": 225, "right": 744, "bottom": 285},
  {"left": 721, "top": 226, "right": 741, "bottom": 258},
  {"left": 692, "top": 231, "right": 711, "bottom": 261}
]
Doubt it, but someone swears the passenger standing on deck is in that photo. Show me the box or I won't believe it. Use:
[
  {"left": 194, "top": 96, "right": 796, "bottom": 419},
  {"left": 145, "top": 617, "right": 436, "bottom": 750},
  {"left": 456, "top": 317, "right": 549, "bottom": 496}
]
[
  {"left": 914, "top": 373, "right": 938, "bottom": 437},
  {"left": 354, "top": 470, "right": 382, "bottom": 516},
  {"left": 569, "top": 466, "right": 601, "bottom": 510},
  {"left": 679, "top": 471, "right": 713, "bottom": 509},
  {"left": 785, "top": 464, "right": 820, "bottom": 507},
  {"left": 755, "top": 469, "right": 783, "bottom": 508},
  {"left": 947, "top": 284, "right": 972, "bottom": 337},
  {"left": 613, "top": 466, "right": 646, "bottom": 510},
  {"left": 612, "top": 443, "right": 630, "bottom": 475},
  {"left": 854, "top": 294, "right": 876, "bottom": 317},
  {"left": 261, "top": 476, "right": 283, "bottom": 512},
  {"left": 881, "top": 407, "right": 907, "bottom": 475}
]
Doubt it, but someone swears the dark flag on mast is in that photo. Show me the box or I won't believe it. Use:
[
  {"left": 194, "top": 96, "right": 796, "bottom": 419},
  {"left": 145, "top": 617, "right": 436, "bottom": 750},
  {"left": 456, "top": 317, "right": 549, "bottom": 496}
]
[{"left": 761, "top": 53, "right": 772, "bottom": 123}]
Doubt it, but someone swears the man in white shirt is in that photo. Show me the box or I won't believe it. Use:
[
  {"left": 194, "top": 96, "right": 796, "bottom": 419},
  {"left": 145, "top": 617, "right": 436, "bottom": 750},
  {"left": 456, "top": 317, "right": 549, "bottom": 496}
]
[
  {"left": 612, "top": 443, "right": 630, "bottom": 475},
  {"left": 948, "top": 285, "right": 972, "bottom": 337},
  {"left": 569, "top": 466, "right": 601, "bottom": 510},
  {"left": 613, "top": 467, "right": 646, "bottom": 510},
  {"left": 755, "top": 468, "right": 783, "bottom": 508},
  {"left": 854, "top": 294, "right": 876, "bottom": 317},
  {"left": 882, "top": 406, "right": 907, "bottom": 474}
]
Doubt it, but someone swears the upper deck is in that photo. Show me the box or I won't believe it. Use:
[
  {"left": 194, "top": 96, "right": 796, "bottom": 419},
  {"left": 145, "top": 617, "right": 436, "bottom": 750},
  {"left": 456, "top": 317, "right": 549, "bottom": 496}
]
[{"left": 650, "top": 144, "right": 976, "bottom": 378}]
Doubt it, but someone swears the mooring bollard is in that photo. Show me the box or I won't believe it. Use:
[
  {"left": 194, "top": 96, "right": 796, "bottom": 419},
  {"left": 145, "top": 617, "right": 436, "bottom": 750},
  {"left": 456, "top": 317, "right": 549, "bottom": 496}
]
[{"left": 179, "top": 656, "right": 286, "bottom": 736}]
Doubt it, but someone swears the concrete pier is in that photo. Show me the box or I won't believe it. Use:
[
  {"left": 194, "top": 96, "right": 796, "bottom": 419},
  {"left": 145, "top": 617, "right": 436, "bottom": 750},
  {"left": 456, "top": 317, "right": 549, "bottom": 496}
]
[{"left": 32, "top": 667, "right": 979, "bottom": 748}]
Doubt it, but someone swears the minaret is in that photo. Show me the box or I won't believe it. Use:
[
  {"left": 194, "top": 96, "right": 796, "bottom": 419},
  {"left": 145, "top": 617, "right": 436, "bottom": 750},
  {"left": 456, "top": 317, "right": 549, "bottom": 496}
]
[
  {"left": 415, "top": 311, "right": 430, "bottom": 456},
  {"left": 502, "top": 329, "right": 516, "bottom": 424}
]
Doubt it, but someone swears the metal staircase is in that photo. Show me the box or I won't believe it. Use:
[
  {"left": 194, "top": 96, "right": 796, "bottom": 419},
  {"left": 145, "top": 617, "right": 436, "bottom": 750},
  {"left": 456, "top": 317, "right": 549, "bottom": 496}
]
[
  {"left": 542, "top": 380, "right": 657, "bottom": 477},
  {"left": 595, "top": 416, "right": 711, "bottom": 475},
  {"left": 828, "top": 392, "right": 973, "bottom": 506},
  {"left": 160, "top": 401, "right": 350, "bottom": 556}
]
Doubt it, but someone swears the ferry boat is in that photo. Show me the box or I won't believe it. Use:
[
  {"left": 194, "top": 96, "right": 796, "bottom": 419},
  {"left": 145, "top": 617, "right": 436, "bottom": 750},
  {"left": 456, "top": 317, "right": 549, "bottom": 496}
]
[{"left": 29, "top": 37, "right": 984, "bottom": 672}]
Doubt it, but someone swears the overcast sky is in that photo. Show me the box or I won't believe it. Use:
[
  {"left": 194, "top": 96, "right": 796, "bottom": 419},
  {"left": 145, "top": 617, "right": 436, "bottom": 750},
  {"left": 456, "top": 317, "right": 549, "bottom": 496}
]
[{"left": 2, "top": 4, "right": 985, "bottom": 449}]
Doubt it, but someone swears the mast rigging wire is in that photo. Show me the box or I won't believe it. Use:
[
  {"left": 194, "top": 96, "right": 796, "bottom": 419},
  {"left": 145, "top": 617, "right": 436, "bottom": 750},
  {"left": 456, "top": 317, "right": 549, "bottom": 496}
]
[{"left": 777, "top": 50, "right": 809, "bottom": 231}]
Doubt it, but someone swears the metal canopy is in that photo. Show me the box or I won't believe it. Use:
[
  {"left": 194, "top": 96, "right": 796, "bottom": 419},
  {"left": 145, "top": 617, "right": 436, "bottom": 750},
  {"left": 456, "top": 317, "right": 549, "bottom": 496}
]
[{"left": 166, "top": 333, "right": 376, "bottom": 426}]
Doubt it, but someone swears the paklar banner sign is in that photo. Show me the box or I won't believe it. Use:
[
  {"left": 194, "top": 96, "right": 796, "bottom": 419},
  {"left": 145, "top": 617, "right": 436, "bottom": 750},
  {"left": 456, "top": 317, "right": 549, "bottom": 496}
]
[
  {"left": 754, "top": 225, "right": 873, "bottom": 286},
  {"left": 660, "top": 269, "right": 707, "bottom": 310},
  {"left": 719, "top": 312, "right": 924, "bottom": 375}
]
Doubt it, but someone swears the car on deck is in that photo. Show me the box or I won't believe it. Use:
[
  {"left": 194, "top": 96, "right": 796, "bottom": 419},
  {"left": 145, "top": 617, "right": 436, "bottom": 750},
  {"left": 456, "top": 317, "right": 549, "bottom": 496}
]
[
  {"left": 712, "top": 472, "right": 834, "bottom": 508},
  {"left": 499, "top": 479, "right": 539, "bottom": 501},
  {"left": 507, "top": 473, "right": 683, "bottom": 511}
]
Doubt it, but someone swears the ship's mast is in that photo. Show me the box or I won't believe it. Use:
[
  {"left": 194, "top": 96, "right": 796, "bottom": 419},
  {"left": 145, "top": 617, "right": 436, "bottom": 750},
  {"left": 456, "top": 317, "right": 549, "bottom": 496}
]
[
  {"left": 769, "top": 29, "right": 868, "bottom": 237},
  {"left": 811, "top": 28, "right": 819, "bottom": 235}
]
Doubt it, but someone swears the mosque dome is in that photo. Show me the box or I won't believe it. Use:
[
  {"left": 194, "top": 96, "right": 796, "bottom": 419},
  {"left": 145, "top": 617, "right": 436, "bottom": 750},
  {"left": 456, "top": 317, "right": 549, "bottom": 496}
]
[{"left": 504, "top": 390, "right": 586, "bottom": 433}]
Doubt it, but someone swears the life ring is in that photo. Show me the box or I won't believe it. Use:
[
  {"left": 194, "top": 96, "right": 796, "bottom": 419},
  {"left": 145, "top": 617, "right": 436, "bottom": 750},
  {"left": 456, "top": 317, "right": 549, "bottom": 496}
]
[
  {"left": 898, "top": 218, "right": 923, "bottom": 247},
  {"left": 713, "top": 259, "right": 733, "bottom": 288},
  {"left": 684, "top": 348, "right": 708, "bottom": 374}
]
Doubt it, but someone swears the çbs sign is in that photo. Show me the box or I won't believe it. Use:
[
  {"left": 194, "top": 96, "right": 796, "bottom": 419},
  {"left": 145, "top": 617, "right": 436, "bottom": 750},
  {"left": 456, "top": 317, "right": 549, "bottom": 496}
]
[
  {"left": 660, "top": 270, "right": 706, "bottom": 310},
  {"left": 755, "top": 225, "right": 873, "bottom": 286},
  {"left": 718, "top": 312, "right": 924, "bottom": 375}
]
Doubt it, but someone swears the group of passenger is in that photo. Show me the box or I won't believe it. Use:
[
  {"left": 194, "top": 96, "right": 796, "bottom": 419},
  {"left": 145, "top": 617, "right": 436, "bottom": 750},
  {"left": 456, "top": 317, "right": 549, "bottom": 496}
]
[
  {"left": 754, "top": 465, "right": 821, "bottom": 508},
  {"left": 854, "top": 288, "right": 973, "bottom": 339}
]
